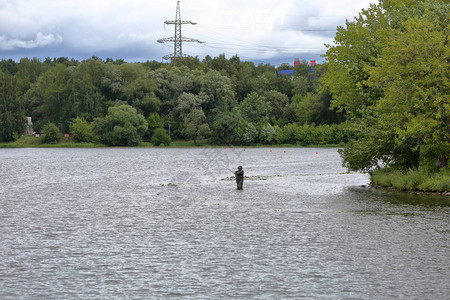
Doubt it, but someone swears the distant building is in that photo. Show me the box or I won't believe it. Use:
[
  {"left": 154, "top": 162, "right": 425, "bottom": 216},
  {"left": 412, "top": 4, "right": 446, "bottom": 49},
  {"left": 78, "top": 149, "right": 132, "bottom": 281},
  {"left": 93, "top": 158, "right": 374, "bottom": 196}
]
[
  {"left": 25, "top": 117, "right": 33, "bottom": 136},
  {"left": 277, "top": 70, "right": 294, "bottom": 77},
  {"left": 276, "top": 58, "right": 319, "bottom": 77}
]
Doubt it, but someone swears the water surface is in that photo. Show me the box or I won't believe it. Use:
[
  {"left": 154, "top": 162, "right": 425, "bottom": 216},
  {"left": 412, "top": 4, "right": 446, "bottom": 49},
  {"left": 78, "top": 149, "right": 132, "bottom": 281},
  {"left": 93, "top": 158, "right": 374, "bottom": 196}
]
[{"left": 0, "top": 148, "right": 448, "bottom": 299}]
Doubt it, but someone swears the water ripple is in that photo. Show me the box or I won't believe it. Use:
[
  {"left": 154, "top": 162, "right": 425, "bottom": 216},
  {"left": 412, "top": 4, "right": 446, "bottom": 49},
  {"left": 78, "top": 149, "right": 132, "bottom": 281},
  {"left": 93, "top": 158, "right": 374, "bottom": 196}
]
[{"left": 0, "top": 148, "right": 448, "bottom": 299}]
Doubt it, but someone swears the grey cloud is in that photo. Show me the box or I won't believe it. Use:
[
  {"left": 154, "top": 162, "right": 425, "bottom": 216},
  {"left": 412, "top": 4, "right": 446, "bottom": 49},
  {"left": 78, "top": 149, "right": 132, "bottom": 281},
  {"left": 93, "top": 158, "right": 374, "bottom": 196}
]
[
  {"left": 0, "top": 0, "right": 376, "bottom": 64},
  {"left": 0, "top": 32, "right": 63, "bottom": 50}
]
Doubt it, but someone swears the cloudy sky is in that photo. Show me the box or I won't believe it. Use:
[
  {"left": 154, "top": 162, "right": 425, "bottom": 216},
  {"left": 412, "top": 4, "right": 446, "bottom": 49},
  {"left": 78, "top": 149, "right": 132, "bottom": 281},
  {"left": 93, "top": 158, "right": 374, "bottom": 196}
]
[{"left": 0, "top": 0, "right": 377, "bottom": 65}]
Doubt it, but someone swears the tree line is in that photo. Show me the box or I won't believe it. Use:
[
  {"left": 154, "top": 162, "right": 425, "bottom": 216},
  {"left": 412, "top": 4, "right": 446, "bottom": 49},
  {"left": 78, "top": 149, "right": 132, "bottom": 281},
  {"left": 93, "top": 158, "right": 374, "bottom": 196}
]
[{"left": 0, "top": 53, "right": 348, "bottom": 146}]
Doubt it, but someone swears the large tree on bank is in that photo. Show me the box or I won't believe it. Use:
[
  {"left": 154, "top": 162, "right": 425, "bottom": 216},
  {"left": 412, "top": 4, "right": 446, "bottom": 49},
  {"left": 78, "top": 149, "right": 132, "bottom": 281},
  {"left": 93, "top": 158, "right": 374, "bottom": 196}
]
[{"left": 322, "top": 0, "right": 449, "bottom": 171}]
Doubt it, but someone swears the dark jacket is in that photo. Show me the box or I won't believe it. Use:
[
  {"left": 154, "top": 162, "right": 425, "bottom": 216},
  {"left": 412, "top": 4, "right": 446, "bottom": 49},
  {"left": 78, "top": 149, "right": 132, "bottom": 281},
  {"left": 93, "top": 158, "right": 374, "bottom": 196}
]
[{"left": 235, "top": 169, "right": 244, "bottom": 182}]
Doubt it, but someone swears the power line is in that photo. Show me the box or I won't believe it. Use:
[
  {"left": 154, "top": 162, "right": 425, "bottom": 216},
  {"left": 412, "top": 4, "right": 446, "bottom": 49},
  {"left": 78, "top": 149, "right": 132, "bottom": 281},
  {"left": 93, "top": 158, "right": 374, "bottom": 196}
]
[
  {"left": 182, "top": 27, "right": 327, "bottom": 55},
  {"left": 196, "top": 24, "right": 337, "bottom": 32},
  {"left": 182, "top": 2, "right": 361, "bottom": 18},
  {"left": 157, "top": 2, "right": 331, "bottom": 62}
]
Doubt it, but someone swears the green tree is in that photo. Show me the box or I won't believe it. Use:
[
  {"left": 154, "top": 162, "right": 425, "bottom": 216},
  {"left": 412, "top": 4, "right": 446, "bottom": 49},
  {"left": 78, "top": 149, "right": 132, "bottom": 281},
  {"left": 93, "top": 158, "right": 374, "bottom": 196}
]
[
  {"left": 68, "top": 59, "right": 107, "bottom": 121},
  {"left": 70, "top": 117, "right": 96, "bottom": 143},
  {"left": 250, "top": 72, "right": 277, "bottom": 94},
  {"left": 292, "top": 76, "right": 311, "bottom": 96},
  {"left": 206, "top": 54, "right": 237, "bottom": 77},
  {"left": 294, "top": 91, "right": 343, "bottom": 125},
  {"left": 242, "top": 122, "right": 258, "bottom": 145},
  {"left": 24, "top": 64, "right": 70, "bottom": 132},
  {"left": 101, "top": 104, "right": 148, "bottom": 146},
  {"left": 0, "top": 71, "right": 26, "bottom": 142},
  {"left": 264, "top": 90, "right": 289, "bottom": 121},
  {"left": 281, "top": 102, "right": 299, "bottom": 125},
  {"left": 151, "top": 128, "right": 171, "bottom": 146},
  {"left": 147, "top": 112, "right": 164, "bottom": 138},
  {"left": 41, "top": 122, "right": 61, "bottom": 144},
  {"left": 366, "top": 16, "right": 449, "bottom": 169},
  {"left": 233, "top": 61, "right": 255, "bottom": 101},
  {"left": 100, "top": 62, "right": 123, "bottom": 100},
  {"left": 175, "top": 92, "right": 207, "bottom": 118},
  {"left": 322, "top": 0, "right": 450, "bottom": 171},
  {"left": 149, "top": 67, "right": 196, "bottom": 115},
  {"left": 211, "top": 109, "right": 240, "bottom": 145},
  {"left": 200, "top": 70, "right": 236, "bottom": 114},
  {"left": 176, "top": 56, "right": 202, "bottom": 70},
  {"left": 16, "top": 57, "right": 49, "bottom": 96},
  {"left": 239, "top": 92, "right": 269, "bottom": 124},
  {"left": 321, "top": 2, "right": 389, "bottom": 120},
  {"left": 0, "top": 59, "right": 18, "bottom": 76},
  {"left": 184, "top": 109, "right": 210, "bottom": 144},
  {"left": 119, "top": 63, "right": 159, "bottom": 117},
  {"left": 295, "top": 93, "right": 318, "bottom": 124},
  {"left": 260, "top": 123, "right": 276, "bottom": 144}
]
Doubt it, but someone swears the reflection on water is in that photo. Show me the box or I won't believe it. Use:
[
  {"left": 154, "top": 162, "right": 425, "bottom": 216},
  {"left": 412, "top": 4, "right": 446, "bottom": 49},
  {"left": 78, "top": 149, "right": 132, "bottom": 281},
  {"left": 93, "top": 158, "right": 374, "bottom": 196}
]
[{"left": 0, "top": 148, "right": 448, "bottom": 299}]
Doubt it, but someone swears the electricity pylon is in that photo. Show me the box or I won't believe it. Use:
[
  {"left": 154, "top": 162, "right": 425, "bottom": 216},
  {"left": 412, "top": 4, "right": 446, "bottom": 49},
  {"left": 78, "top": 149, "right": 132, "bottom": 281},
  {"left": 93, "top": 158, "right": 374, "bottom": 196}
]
[{"left": 157, "top": 1, "right": 203, "bottom": 65}]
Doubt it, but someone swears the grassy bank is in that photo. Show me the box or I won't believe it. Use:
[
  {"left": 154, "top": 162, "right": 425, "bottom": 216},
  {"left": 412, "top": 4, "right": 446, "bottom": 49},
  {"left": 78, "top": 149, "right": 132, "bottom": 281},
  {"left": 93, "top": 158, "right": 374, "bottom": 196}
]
[
  {"left": 1, "top": 136, "right": 342, "bottom": 149},
  {"left": 370, "top": 167, "right": 450, "bottom": 193},
  {"left": 0, "top": 136, "right": 104, "bottom": 148}
]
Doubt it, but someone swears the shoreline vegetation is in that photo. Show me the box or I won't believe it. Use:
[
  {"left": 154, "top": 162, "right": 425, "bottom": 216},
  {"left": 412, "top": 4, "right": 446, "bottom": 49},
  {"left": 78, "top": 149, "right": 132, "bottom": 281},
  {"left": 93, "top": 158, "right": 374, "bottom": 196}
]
[
  {"left": 370, "top": 168, "right": 450, "bottom": 195},
  {"left": 0, "top": 135, "right": 345, "bottom": 149}
]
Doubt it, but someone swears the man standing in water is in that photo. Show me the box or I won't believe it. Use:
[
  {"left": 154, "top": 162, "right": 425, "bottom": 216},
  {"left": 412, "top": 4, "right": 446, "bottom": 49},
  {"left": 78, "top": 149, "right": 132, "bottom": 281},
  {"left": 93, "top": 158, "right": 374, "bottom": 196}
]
[{"left": 234, "top": 166, "right": 244, "bottom": 190}]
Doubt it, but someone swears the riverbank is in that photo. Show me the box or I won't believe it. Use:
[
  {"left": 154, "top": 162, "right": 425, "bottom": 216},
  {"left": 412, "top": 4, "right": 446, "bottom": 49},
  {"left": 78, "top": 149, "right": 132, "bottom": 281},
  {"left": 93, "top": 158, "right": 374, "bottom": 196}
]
[
  {"left": 0, "top": 136, "right": 342, "bottom": 149},
  {"left": 0, "top": 136, "right": 105, "bottom": 148},
  {"left": 370, "top": 168, "right": 450, "bottom": 194}
]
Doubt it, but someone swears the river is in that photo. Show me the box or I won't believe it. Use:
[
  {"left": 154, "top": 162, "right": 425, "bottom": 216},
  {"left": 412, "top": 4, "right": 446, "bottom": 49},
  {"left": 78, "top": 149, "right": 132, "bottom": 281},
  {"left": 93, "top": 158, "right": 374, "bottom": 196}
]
[{"left": 0, "top": 148, "right": 448, "bottom": 299}]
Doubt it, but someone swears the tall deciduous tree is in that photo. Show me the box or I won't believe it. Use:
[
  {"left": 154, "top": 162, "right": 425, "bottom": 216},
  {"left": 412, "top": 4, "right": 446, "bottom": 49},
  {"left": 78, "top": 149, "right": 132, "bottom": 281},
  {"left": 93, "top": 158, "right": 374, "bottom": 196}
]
[
  {"left": 211, "top": 109, "right": 239, "bottom": 145},
  {"left": 321, "top": 2, "right": 387, "bottom": 120},
  {"left": 264, "top": 90, "right": 289, "bottom": 122},
  {"left": 184, "top": 109, "right": 210, "bottom": 144},
  {"left": 147, "top": 112, "right": 164, "bottom": 138},
  {"left": 119, "top": 63, "right": 160, "bottom": 117},
  {"left": 200, "top": 70, "right": 236, "bottom": 114},
  {"left": 69, "top": 59, "right": 107, "bottom": 121},
  {"left": 322, "top": 0, "right": 449, "bottom": 171},
  {"left": 238, "top": 92, "right": 269, "bottom": 124},
  {"left": 242, "top": 122, "right": 258, "bottom": 145},
  {"left": 149, "top": 67, "right": 196, "bottom": 115},
  {"left": 24, "top": 64, "right": 70, "bottom": 131},
  {"left": 101, "top": 104, "right": 148, "bottom": 146},
  {"left": 0, "top": 71, "right": 25, "bottom": 142},
  {"left": 367, "top": 16, "right": 449, "bottom": 169}
]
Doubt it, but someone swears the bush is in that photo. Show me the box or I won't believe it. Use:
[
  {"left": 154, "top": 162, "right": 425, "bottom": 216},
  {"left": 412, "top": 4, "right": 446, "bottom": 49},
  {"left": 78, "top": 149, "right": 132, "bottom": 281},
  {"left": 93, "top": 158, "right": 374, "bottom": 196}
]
[
  {"left": 101, "top": 104, "right": 148, "bottom": 146},
  {"left": 260, "top": 123, "right": 276, "bottom": 144},
  {"left": 274, "top": 122, "right": 360, "bottom": 146},
  {"left": 274, "top": 123, "right": 298, "bottom": 144},
  {"left": 418, "top": 168, "right": 450, "bottom": 192},
  {"left": 151, "top": 128, "right": 171, "bottom": 146},
  {"left": 41, "top": 123, "right": 61, "bottom": 144},
  {"left": 146, "top": 112, "right": 164, "bottom": 139},
  {"left": 371, "top": 167, "right": 450, "bottom": 192},
  {"left": 70, "top": 117, "right": 96, "bottom": 143},
  {"left": 242, "top": 123, "right": 258, "bottom": 145},
  {"left": 110, "top": 123, "right": 141, "bottom": 146}
]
